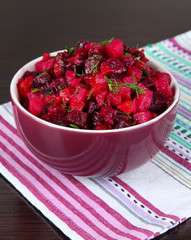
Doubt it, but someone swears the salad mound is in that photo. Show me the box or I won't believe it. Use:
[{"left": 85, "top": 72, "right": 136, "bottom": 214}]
[{"left": 17, "top": 39, "right": 173, "bottom": 130}]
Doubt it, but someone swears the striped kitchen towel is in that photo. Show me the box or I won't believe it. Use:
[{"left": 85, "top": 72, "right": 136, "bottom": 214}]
[{"left": 0, "top": 30, "right": 191, "bottom": 240}]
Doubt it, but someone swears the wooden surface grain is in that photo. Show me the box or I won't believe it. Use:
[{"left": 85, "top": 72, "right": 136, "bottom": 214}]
[{"left": 0, "top": 0, "right": 191, "bottom": 239}]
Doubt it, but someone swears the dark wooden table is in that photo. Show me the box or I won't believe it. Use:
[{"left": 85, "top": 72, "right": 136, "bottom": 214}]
[{"left": 0, "top": 0, "right": 191, "bottom": 239}]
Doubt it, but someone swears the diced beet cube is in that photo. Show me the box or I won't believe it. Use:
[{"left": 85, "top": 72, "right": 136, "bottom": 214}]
[
  {"left": 155, "top": 77, "right": 173, "bottom": 100},
  {"left": 71, "top": 77, "right": 82, "bottom": 88},
  {"left": 128, "top": 66, "right": 142, "bottom": 82},
  {"left": 65, "top": 110, "right": 88, "bottom": 128},
  {"left": 74, "top": 48, "right": 87, "bottom": 59},
  {"left": 59, "top": 87, "right": 73, "bottom": 104},
  {"left": 122, "top": 75, "right": 136, "bottom": 84},
  {"left": 106, "top": 91, "right": 122, "bottom": 107},
  {"left": 83, "top": 74, "right": 95, "bottom": 86},
  {"left": 88, "top": 82, "right": 103, "bottom": 98},
  {"left": 33, "top": 72, "right": 51, "bottom": 88},
  {"left": 74, "top": 40, "right": 89, "bottom": 58},
  {"left": 133, "top": 111, "right": 152, "bottom": 124},
  {"left": 85, "top": 101, "right": 99, "bottom": 114},
  {"left": 84, "top": 58, "right": 100, "bottom": 75},
  {"left": 134, "top": 59, "right": 150, "bottom": 72},
  {"left": 140, "top": 76, "right": 155, "bottom": 90},
  {"left": 136, "top": 83, "right": 153, "bottom": 112},
  {"left": 17, "top": 76, "right": 33, "bottom": 98},
  {"left": 121, "top": 54, "right": 136, "bottom": 68},
  {"left": 149, "top": 91, "right": 167, "bottom": 114},
  {"left": 155, "top": 71, "right": 171, "bottom": 84},
  {"left": 117, "top": 98, "right": 137, "bottom": 114},
  {"left": 27, "top": 92, "right": 46, "bottom": 117},
  {"left": 50, "top": 77, "right": 67, "bottom": 93},
  {"left": 48, "top": 105, "right": 66, "bottom": 116},
  {"left": 124, "top": 47, "right": 145, "bottom": 59},
  {"left": 65, "top": 70, "right": 76, "bottom": 86},
  {"left": 35, "top": 57, "right": 55, "bottom": 73},
  {"left": 94, "top": 73, "right": 108, "bottom": 89},
  {"left": 67, "top": 55, "right": 81, "bottom": 64},
  {"left": 106, "top": 39, "right": 124, "bottom": 59},
  {"left": 88, "top": 42, "right": 104, "bottom": 57},
  {"left": 75, "top": 40, "right": 89, "bottom": 50},
  {"left": 95, "top": 125, "right": 108, "bottom": 130},
  {"left": 96, "top": 90, "right": 108, "bottom": 106},
  {"left": 84, "top": 43, "right": 91, "bottom": 52},
  {"left": 22, "top": 71, "right": 38, "bottom": 79},
  {"left": 39, "top": 82, "right": 54, "bottom": 96},
  {"left": 114, "top": 114, "right": 134, "bottom": 129},
  {"left": 43, "top": 94, "right": 62, "bottom": 106},
  {"left": 70, "top": 87, "right": 87, "bottom": 111},
  {"left": 99, "top": 106, "right": 118, "bottom": 126},
  {"left": 42, "top": 52, "right": 50, "bottom": 60},
  {"left": 100, "top": 62, "right": 112, "bottom": 75},
  {"left": 53, "top": 54, "right": 65, "bottom": 77},
  {"left": 42, "top": 105, "right": 67, "bottom": 126},
  {"left": 119, "top": 87, "right": 131, "bottom": 101},
  {"left": 106, "top": 58, "right": 127, "bottom": 74}
]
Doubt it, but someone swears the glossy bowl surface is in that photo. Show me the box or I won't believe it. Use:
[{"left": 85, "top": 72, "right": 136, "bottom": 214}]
[{"left": 10, "top": 51, "right": 180, "bottom": 177}]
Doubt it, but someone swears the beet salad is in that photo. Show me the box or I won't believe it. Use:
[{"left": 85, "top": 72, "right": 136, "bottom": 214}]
[{"left": 17, "top": 39, "right": 174, "bottom": 130}]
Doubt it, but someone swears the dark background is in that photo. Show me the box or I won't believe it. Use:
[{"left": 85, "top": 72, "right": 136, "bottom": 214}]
[{"left": 0, "top": 0, "right": 191, "bottom": 239}]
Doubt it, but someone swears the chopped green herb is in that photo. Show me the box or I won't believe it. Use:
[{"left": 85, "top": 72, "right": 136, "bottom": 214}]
[
  {"left": 69, "top": 123, "right": 80, "bottom": 128},
  {"left": 36, "top": 69, "right": 48, "bottom": 78},
  {"left": 87, "top": 88, "right": 95, "bottom": 100},
  {"left": 132, "top": 74, "right": 137, "bottom": 83},
  {"left": 45, "top": 91, "right": 53, "bottom": 95},
  {"left": 74, "top": 86, "right": 80, "bottom": 95},
  {"left": 89, "top": 55, "right": 102, "bottom": 60},
  {"left": 99, "top": 37, "right": 115, "bottom": 46},
  {"left": 104, "top": 76, "right": 146, "bottom": 97},
  {"left": 58, "top": 85, "right": 63, "bottom": 90},
  {"left": 96, "top": 99, "right": 107, "bottom": 106},
  {"left": 66, "top": 47, "right": 74, "bottom": 54},
  {"left": 31, "top": 88, "right": 39, "bottom": 93},
  {"left": 75, "top": 40, "right": 81, "bottom": 47},
  {"left": 74, "top": 65, "right": 85, "bottom": 77},
  {"left": 90, "top": 61, "right": 100, "bottom": 74},
  {"left": 67, "top": 106, "right": 73, "bottom": 112}
]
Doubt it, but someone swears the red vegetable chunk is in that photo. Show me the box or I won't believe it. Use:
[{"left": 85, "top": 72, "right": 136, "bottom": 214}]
[
  {"left": 106, "top": 39, "right": 124, "bottom": 59},
  {"left": 133, "top": 111, "right": 152, "bottom": 124}
]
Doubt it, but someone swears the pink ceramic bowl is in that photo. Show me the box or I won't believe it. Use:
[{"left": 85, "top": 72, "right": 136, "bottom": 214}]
[{"left": 10, "top": 51, "right": 180, "bottom": 177}]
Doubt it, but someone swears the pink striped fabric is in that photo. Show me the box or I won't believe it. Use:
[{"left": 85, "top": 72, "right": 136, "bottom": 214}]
[{"left": 1, "top": 30, "right": 191, "bottom": 240}]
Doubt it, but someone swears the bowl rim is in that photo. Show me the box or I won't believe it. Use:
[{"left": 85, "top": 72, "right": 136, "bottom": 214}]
[{"left": 10, "top": 50, "right": 180, "bottom": 134}]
